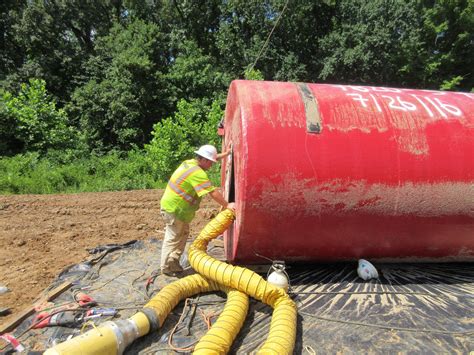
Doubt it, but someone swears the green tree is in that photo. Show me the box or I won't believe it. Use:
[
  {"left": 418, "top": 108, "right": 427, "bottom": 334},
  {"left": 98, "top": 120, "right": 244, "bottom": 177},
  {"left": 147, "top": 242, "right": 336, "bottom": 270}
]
[
  {"left": 215, "top": 0, "right": 274, "bottom": 77},
  {"left": 419, "top": 0, "right": 474, "bottom": 90},
  {"left": 69, "top": 19, "right": 170, "bottom": 152},
  {"left": 165, "top": 40, "right": 232, "bottom": 106},
  {"left": 2, "top": 79, "right": 75, "bottom": 154},
  {"left": 315, "top": 0, "right": 473, "bottom": 91},
  {"left": 215, "top": 0, "right": 334, "bottom": 81},
  {"left": 317, "top": 0, "right": 422, "bottom": 86},
  {"left": 145, "top": 99, "right": 223, "bottom": 181},
  {"left": 244, "top": 68, "right": 264, "bottom": 80},
  {"left": 151, "top": 0, "right": 223, "bottom": 58},
  {"left": 0, "top": 88, "right": 21, "bottom": 155},
  {"left": 0, "top": 0, "right": 26, "bottom": 82},
  {"left": 4, "top": 0, "right": 121, "bottom": 102}
]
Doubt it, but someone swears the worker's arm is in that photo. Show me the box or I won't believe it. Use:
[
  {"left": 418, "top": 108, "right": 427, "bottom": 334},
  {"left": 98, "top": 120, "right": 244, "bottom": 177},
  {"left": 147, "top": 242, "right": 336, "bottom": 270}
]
[
  {"left": 216, "top": 148, "right": 231, "bottom": 161},
  {"left": 209, "top": 189, "right": 235, "bottom": 210}
]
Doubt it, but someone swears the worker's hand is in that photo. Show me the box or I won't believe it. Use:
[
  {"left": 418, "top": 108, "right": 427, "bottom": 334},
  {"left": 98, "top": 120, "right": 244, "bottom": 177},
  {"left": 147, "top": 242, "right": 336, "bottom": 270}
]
[
  {"left": 226, "top": 202, "right": 236, "bottom": 211},
  {"left": 217, "top": 149, "right": 232, "bottom": 160}
]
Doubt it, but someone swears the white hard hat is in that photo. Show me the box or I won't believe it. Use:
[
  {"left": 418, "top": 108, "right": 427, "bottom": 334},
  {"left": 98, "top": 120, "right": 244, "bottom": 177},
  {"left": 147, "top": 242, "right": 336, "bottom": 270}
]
[{"left": 194, "top": 145, "right": 217, "bottom": 162}]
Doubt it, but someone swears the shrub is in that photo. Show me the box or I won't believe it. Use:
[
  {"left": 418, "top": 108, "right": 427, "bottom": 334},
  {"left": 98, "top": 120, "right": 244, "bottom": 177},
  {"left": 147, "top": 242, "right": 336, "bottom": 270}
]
[
  {"left": 145, "top": 98, "right": 223, "bottom": 183},
  {"left": 2, "top": 79, "right": 76, "bottom": 155}
]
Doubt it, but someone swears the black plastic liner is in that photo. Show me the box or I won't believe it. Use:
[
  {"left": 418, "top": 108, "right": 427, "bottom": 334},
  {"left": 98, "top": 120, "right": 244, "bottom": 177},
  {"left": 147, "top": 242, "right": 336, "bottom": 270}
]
[{"left": 3, "top": 239, "right": 473, "bottom": 354}]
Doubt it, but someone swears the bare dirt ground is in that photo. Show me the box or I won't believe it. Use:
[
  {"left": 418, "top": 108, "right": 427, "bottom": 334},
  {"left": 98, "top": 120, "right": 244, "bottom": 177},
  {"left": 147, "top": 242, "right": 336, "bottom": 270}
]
[{"left": 0, "top": 189, "right": 219, "bottom": 330}]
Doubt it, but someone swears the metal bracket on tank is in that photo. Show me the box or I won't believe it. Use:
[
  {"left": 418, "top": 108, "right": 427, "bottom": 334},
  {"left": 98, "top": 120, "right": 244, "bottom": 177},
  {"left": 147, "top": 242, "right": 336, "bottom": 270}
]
[{"left": 295, "top": 82, "right": 322, "bottom": 134}]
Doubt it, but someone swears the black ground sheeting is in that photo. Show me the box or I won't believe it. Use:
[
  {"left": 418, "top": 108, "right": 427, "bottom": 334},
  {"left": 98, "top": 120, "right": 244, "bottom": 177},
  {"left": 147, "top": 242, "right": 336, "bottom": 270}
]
[{"left": 3, "top": 239, "right": 473, "bottom": 354}]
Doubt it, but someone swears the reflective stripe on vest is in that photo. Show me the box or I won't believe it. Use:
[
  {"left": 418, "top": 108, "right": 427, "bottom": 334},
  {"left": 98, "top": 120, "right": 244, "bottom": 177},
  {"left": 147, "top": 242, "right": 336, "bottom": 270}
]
[
  {"left": 175, "top": 165, "right": 200, "bottom": 185},
  {"left": 167, "top": 181, "right": 197, "bottom": 205},
  {"left": 168, "top": 164, "right": 202, "bottom": 205},
  {"left": 194, "top": 180, "right": 212, "bottom": 192}
]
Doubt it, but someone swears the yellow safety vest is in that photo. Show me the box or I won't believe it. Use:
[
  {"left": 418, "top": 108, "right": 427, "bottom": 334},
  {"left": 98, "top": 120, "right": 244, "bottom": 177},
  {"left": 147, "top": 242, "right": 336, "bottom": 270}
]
[{"left": 160, "top": 159, "right": 215, "bottom": 222}]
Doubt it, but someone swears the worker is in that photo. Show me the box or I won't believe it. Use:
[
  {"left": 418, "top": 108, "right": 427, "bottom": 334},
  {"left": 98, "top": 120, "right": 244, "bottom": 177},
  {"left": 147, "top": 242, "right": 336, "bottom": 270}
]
[{"left": 160, "top": 144, "right": 235, "bottom": 276}]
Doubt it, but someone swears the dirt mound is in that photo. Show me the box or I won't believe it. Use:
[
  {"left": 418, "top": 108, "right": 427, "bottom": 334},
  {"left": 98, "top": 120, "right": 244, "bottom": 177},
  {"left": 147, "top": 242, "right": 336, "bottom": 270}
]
[{"left": 0, "top": 189, "right": 219, "bottom": 330}]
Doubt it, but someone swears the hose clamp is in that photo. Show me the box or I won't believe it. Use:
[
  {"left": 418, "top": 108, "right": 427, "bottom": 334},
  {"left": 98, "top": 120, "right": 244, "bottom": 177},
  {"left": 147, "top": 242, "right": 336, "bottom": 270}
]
[
  {"left": 141, "top": 308, "right": 160, "bottom": 332},
  {"left": 107, "top": 320, "right": 139, "bottom": 354}
]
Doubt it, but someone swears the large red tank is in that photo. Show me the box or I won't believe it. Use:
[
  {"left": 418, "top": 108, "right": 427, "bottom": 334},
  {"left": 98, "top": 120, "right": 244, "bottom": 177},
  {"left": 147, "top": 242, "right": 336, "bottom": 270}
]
[{"left": 220, "top": 80, "right": 474, "bottom": 263}]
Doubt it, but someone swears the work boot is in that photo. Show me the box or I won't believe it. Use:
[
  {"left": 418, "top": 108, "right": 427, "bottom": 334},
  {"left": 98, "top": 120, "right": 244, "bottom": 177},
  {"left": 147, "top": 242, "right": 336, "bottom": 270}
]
[
  {"left": 161, "top": 260, "right": 184, "bottom": 277},
  {"left": 168, "top": 259, "right": 184, "bottom": 273}
]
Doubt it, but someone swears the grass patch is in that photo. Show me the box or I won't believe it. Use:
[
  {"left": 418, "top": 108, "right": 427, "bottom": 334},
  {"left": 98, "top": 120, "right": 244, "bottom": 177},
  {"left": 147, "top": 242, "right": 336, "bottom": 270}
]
[
  {"left": 0, "top": 150, "right": 166, "bottom": 194},
  {"left": 0, "top": 149, "right": 221, "bottom": 194}
]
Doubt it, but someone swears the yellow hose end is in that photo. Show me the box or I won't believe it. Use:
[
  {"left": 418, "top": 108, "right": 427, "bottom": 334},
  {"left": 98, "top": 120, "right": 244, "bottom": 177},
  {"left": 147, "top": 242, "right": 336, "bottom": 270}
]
[{"left": 43, "top": 322, "right": 119, "bottom": 355}]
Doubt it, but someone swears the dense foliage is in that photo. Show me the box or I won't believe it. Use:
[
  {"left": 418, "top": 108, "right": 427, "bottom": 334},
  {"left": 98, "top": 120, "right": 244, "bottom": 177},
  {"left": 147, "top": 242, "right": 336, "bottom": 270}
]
[
  {"left": 1, "top": 0, "right": 473, "bottom": 193},
  {"left": 2, "top": 79, "right": 75, "bottom": 154}
]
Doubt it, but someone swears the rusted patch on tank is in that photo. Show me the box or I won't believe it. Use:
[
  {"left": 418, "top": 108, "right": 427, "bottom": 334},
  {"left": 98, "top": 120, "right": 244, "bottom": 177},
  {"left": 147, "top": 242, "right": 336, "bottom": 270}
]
[
  {"left": 253, "top": 174, "right": 474, "bottom": 218},
  {"left": 249, "top": 172, "right": 313, "bottom": 219},
  {"left": 295, "top": 82, "right": 322, "bottom": 133},
  {"left": 355, "top": 196, "right": 382, "bottom": 208}
]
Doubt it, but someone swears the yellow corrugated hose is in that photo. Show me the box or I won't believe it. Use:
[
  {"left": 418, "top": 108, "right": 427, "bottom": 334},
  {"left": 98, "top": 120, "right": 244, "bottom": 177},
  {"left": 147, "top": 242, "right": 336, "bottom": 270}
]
[
  {"left": 189, "top": 209, "right": 297, "bottom": 354},
  {"left": 193, "top": 286, "right": 249, "bottom": 354},
  {"left": 44, "top": 209, "right": 296, "bottom": 355}
]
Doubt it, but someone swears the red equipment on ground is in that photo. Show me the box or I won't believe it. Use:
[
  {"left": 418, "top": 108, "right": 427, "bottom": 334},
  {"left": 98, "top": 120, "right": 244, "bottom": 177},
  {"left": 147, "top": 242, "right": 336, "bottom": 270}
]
[{"left": 31, "top": 292, "right": 96, "bottom": 329}]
